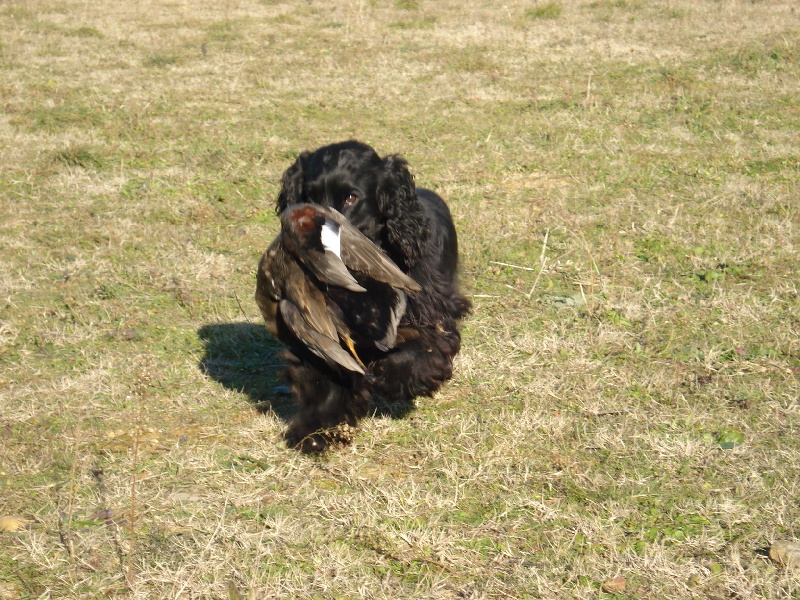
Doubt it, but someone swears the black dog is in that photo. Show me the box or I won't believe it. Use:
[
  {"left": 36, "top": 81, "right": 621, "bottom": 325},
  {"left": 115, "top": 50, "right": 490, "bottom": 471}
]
[{"left": 274, "top": 140, "right": 470, "bottom": 451}]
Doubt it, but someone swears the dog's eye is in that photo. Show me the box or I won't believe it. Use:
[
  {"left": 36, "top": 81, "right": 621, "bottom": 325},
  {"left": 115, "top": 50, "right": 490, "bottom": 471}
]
[{"left": 344, "top": 193, "right": 359, "bottom": 207}]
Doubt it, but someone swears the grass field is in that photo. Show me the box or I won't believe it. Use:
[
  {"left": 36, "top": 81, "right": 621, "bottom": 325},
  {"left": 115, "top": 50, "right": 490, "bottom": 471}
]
[{"left": 1, "top": 0, "right": 799, "bottom": 597}]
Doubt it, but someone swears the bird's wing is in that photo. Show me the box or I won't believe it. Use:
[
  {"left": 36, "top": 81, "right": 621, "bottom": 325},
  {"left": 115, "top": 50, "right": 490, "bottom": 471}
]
[
  {"left": 279, "top": 299, "right": 365, "bottom": 374},
  {"left": 323, "top": 209, "right": 421, "bottom": 292},
  {"left": 255, "top": 240, "right": 283, "bottom": 337},
  {"left": 373, "top": 289, "right": 407, "bottom": 351},
  {"left": 283, "top": 271, "right": 339, "bottom": 341},
  {"left": 281, "top": 205, "right": 367, "bottom": 292},
  {"left": 304, "top": 248, "right": 367, "bottom": 292}
]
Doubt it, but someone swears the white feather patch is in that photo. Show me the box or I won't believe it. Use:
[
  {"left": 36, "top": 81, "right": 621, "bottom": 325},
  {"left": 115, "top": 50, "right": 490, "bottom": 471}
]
[{"left": 320, "top": 219, "right": 341, "bottom": 258}]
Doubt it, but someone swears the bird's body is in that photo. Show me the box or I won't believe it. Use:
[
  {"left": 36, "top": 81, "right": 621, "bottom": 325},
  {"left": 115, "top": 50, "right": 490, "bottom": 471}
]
[{"left": 256, "top": 203, "right": 421, "bottom": 375}]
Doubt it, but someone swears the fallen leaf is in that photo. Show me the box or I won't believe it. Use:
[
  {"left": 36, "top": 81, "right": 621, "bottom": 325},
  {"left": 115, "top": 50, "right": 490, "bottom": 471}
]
[
  {"left": 769, "top": 540, "right": 800, "bottom": 568},
  {"left": 0, "top": 516, "right": 30, "bottom": 532},
  {"left": 228, "top": 580, "right": 244, "bottom": 600},
  {"left": 0, "top": 581, "right": 23, "bottom": 599},
  {"left": 171, "top": 491, "right": 204, "bottom": 503},
  {"left": 601, "top": 577, "right": 626, "bottom": 593},
  {"left": 163, "top": 524, "right": 193, "bottom": 535},
  {"left": 716, "top": 429, "right": 745, "bottom": 449},
  {"left": 89, "top": 508, "right": 122, "bottom": 522},
  {"left": 547, "top": 293, "right": 588, "bottom": 309}
]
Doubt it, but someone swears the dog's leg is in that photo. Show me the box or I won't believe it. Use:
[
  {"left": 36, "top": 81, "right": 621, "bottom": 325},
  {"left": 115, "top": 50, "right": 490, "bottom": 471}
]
[
  {"left": 282, "top": 352, "right": 371, "bottom": 452},
  {"left": 369, "top": 325, "right": 461, "bottom": 403}
]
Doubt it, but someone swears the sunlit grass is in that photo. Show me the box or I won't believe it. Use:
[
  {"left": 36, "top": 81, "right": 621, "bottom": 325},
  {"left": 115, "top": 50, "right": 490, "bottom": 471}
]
[{"left": 0, "top": 0, "right": 798, "bottom": 597}]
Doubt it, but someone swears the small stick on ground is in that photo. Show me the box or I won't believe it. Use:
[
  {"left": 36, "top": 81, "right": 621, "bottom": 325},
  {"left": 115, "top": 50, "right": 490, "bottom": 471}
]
[
  {"left": 59, "top": 421, "right": 83, "bottom": 561},
  {"left": 528, "top": 228, "right": 549, "bottom": 298},
  {"left": 126, "top": 425, "right": 140, "bottom": 588},
  {"left": 234, "top": 290, "right": 252, "bottom": 323}
]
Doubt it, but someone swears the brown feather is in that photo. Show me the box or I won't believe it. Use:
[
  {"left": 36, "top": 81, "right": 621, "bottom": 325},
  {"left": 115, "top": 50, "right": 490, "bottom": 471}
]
[{"left": 255, "top": 204, "right": 421, "bottom": 374}]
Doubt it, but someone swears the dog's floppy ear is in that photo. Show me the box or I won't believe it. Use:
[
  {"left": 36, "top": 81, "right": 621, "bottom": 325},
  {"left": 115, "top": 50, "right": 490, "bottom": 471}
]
[
  {"left": 276, "top": 151, "right": 309, "bottom": 213},
  {"left": 377, "top": 154, "right": 429, "bottom": 270}
]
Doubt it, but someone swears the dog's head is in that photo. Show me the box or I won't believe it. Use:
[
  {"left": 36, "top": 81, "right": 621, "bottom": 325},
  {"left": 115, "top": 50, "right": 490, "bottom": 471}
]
[{"left": 276, "top": 140, "right": 429, "bottom": 269}]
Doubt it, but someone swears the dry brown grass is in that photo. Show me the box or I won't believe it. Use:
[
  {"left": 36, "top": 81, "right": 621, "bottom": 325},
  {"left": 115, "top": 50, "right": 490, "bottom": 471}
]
[{"left": 1, "top": 0, "right": 799, "bottom": 597}]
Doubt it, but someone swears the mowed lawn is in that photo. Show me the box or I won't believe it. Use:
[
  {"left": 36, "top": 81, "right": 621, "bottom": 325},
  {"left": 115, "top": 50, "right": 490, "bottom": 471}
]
[{"left": 1, "top": 0, "right": 799, "bottom": 597}]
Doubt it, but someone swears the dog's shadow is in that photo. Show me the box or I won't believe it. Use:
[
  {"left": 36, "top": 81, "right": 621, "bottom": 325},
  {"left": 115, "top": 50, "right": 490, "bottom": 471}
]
[
  {"left": 197, "top": 322, "right": 294, "bottom": 421},
  {"left": 197, "top": 322, "right": 415, "bottom": 422}
]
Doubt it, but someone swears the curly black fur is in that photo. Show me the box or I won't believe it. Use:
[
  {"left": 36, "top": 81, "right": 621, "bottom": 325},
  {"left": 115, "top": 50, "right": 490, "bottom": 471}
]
[{"left": 274, "top": 140, "right": 470, "bottom": 451}]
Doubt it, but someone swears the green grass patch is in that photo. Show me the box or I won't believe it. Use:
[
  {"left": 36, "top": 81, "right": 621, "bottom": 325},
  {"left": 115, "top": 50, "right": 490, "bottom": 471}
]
[
  {"left": 49, "top": 145, "right": 106, "bottom": 169},
  {"left": 143, "top": 53, "right": 182, "bottom": 68},
  {"left": 394, "top": 0, "right": 420, "bottom": 9},
  {"left": 525, "top": 1, "right": 563, "bottom": 19},
  {"left": 65, "top": 25, "right": 104, "bottom": 38},
  {"left": 28, "top": 102, "right": 105, "bottom": 130},
  {"left": 388, "top": 15, "right": 437, "bottom": 30}
]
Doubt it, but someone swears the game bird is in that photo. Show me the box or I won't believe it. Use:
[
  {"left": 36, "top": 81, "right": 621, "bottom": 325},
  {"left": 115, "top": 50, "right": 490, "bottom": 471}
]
[{"left": 255, "top": 203, "right": 421, "bottom": 376}]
